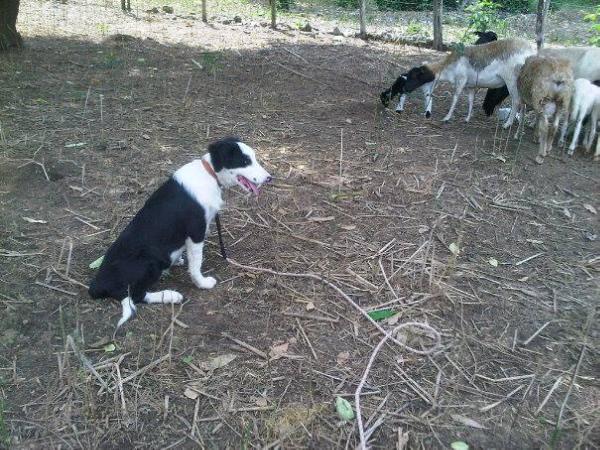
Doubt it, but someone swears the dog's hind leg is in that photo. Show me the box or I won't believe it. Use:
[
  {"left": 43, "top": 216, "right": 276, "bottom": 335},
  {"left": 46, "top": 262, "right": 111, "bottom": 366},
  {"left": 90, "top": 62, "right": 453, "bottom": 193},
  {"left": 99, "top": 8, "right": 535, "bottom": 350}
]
[
  {"left": 186, "top": 238, "right": 217, "bottom": 289},
  {"left": 114, "top": 259, "right": 164, "bottom": 330},
  {"left": 117, "top": 297, "right": 137, "bottom": 329},
  {"left": 144, "top": 290, "right": 184, "bottom": 304}
]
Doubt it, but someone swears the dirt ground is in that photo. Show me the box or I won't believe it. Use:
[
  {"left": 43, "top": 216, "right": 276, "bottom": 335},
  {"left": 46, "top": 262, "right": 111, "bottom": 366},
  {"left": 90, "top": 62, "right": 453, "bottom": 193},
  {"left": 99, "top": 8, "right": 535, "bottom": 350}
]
[{"left": 1, "top": 1, "right": 599, "bottom": 449}]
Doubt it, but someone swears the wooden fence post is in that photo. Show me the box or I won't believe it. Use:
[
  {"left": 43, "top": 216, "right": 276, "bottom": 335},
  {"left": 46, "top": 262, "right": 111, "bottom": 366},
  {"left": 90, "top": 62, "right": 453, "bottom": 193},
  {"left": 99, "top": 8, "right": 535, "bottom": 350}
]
[
  {"left": 359, "top": 0, "right": 367, "bottom": 39},
  {"left": 270, "top": 0, "right": 277, "bottom": 29},
  {"left": 536, "top": 0, "right": 551, "bottom": 49},
  {"left": 202, "top": 0, "right": 207, "bottom": 23},
  {"left": 433, "top": 0, "right": 443, "bottom": 50}
]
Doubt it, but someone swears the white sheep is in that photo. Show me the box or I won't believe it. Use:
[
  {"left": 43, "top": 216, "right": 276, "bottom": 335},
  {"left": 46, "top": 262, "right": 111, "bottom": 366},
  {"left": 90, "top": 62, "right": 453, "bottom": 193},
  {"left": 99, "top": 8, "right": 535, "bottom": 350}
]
[
  {"left": 540, "top": 47, "right": 600, "bottom": 83},
  {"left": 561, "top": 79, "right": 600, "bottom": 156}
]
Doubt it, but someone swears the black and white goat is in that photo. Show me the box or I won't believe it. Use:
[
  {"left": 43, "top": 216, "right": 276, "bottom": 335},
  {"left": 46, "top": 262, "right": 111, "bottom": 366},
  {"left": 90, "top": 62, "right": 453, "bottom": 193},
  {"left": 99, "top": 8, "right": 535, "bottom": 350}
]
[
  {"left": 380, "top": 30, "right": 498, "bottom": 116},
  {"left": 88, "top": 138, "right": 272, "bottom": 329},
  {"left": 381, "top": 39, "right": 535, "bottom": 127}
]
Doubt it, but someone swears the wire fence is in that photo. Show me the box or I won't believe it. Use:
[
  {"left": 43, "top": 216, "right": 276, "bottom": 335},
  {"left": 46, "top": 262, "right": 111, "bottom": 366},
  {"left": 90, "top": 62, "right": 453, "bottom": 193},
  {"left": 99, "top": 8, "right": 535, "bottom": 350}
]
[{"left": 27, "top": 0, "right": 597, "bottom": 50}]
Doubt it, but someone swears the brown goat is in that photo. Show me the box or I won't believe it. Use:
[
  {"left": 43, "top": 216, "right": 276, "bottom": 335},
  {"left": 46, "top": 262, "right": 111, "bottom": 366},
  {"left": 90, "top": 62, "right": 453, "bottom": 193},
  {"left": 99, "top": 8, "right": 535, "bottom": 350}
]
[{"left": 517, "top": 56, "right": 574, "bottom": 164}]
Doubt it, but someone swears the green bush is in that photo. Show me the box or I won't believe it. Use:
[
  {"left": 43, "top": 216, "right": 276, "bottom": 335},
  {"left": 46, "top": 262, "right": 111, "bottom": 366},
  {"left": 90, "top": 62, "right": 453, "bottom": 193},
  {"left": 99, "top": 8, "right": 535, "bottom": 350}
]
[
  {"left": 278, "top": 0, "right": 294, "bottom": 11},
  {"left": 495, "top": 0, "right": 532, "bottom": 13},
  {"left": 374, "top": 0, "right": 459, "bottom": 12},
  {"left": 552, "top": 0, "right": 598, "bottom": 10},
  {"left": 466, "top": 0, "right": 506, "bottom": 32},
  {"left": 335, "top": 0, "right": 359, "bottom": 7},
  {"left": 584, "top": 6, "right": 600, "bottom": 46}
]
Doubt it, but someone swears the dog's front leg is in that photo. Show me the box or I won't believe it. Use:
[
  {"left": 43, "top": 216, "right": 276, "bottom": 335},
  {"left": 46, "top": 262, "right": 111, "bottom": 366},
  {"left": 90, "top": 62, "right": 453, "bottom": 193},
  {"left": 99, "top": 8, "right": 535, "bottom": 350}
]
[{"left": 186, "top": 238, "right": 217, "bottom": 289}]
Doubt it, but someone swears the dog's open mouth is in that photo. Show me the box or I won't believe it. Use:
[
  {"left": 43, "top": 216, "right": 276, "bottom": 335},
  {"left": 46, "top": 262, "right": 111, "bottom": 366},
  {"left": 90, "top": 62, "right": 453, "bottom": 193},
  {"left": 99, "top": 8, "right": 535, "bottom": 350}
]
[{"left": 237, "top": 175, "right": 260, "bottom": 196}]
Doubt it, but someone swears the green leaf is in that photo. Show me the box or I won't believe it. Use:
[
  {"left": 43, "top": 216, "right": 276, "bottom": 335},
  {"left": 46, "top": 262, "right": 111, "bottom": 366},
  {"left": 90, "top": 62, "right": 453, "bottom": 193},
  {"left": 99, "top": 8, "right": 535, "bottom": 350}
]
[
  {"left": 103, "top": 343, "right": 116, "bottom": 353},
  {"left": 335, "top": 396, "right": 355, "bottom": 421},
  {"left": 182, "top": 355, "right": 194, "bottom": 364},
  {"left": 367, "top": 309, "right": 396, "bottom": 321},
  {"left": 451, "top": 442, "right": 469, "bottom": 450},
  {"left": 89, "top": 255, "right": 104, "bottom": 269}
]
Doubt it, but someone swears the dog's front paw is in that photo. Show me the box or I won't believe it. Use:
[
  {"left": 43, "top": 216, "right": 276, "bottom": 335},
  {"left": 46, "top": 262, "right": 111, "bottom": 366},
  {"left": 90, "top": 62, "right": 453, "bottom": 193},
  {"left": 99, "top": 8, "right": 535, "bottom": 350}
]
[
  {"left": 173, "top": 255, "right": 185, "bottom": 266},
  {"left": 164, "top": 290, "right": 184, "bottom": 303},
  {"left": 194, "top": 276, "right": 217, "bottom": 289}
]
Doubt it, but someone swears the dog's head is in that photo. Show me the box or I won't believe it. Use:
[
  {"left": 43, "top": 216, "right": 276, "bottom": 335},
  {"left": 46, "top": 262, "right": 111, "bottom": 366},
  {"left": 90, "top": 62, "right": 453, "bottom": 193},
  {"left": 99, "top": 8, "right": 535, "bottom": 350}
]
[
  {"left": 209, "top": 138, "right": 272, "bottom": 195},
  {"left": 381, "top": 66, "right": 435, "bottom": 107}
]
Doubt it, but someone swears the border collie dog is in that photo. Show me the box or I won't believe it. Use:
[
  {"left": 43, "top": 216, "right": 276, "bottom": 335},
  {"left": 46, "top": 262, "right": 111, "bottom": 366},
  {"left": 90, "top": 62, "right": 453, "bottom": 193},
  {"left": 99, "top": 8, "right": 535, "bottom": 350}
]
[{"left": 88, "top": 138, "right": 272, "bottom": 329}]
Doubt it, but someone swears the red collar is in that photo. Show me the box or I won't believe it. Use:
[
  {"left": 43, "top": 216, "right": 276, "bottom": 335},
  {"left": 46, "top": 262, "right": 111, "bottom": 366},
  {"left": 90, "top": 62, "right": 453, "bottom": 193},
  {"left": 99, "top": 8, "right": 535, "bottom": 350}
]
[{"left": 202, "top": 159, "right": 221, "bottom": 187}]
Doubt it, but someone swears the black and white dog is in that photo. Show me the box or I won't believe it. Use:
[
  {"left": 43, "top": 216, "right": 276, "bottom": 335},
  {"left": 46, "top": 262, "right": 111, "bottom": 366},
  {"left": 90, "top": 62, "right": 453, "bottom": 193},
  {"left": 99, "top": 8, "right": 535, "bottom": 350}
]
[{"left": 88, "top": 138, "right": 272, "bottom": 329}]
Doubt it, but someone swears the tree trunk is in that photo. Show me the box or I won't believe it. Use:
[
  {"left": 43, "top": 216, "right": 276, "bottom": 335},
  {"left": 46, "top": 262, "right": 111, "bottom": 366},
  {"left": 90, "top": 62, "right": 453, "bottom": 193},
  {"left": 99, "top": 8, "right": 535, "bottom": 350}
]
[
  {"left": 0, "top": 0, "right": 22, "bottom": 50},
  {"left": 535, "top": 0, "right": 551, "bottom": 50},
  {"left": 358, "top": 0, "right": 366, "bottom": 39},
  {"left": 432, "top": 0, "right": 443, "bottom": 51},
  {"left": 201, "top": 0, "right": 207, "bottom": 23},
  {"left": 270, "top": 0, "right": 276, "bottom": 29}
]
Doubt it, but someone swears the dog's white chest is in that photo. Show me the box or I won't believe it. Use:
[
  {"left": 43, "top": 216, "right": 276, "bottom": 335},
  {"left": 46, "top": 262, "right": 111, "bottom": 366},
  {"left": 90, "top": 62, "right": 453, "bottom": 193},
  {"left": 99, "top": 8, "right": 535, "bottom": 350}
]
[{"left": 173, "top": 160, "right": 224, "bottom": 215}]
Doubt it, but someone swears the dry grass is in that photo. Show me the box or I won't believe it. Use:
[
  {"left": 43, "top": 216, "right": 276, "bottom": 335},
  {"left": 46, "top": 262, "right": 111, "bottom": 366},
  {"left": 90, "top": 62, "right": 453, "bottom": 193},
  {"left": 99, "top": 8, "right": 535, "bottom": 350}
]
[{"left": 0, "top": 1, "right": 599, "bottom": 449}]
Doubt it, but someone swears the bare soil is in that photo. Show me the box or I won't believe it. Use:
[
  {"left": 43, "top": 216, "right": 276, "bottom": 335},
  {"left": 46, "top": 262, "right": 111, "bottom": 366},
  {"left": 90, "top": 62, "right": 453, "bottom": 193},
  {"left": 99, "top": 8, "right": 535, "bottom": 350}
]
[{"left": 0, "top": 1, "right": 598, "bottom": 449}]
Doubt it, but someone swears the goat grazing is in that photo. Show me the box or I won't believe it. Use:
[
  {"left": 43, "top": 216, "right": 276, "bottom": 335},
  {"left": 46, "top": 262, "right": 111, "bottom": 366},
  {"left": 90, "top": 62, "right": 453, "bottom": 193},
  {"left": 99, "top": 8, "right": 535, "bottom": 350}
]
[
  {"left": 562, "top": 78, "right": 600, "bottom": 157},
  {"left": 517, "top": 55, "right": 574, "bottom": 164},
  {"left": 484, "top": 46, "right": 600, "bottom": 116},
  {"left": 381, "top": 30, "right": 498, "bottom": 116},
  {"left": 381, "top": 39, "right": 535, "bottom": 126}
]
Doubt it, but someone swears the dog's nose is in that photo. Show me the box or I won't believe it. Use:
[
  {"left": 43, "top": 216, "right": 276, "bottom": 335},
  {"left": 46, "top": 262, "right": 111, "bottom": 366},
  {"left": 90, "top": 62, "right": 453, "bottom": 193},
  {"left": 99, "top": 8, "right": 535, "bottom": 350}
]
[{"left": 265, "top": 176, "right": 273, "bottom": 183}]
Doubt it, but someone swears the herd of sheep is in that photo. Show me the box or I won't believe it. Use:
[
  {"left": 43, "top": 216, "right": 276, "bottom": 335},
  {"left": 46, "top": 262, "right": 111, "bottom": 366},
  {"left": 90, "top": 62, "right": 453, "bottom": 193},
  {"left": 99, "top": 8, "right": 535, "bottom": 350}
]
[{"left": 381, "top": 33, "right": 600, "bottom": 164}]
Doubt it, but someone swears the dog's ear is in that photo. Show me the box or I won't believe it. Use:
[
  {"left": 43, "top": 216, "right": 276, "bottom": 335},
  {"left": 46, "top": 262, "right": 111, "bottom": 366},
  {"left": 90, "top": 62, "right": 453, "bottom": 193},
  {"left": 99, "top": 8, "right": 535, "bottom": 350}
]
[
  {"left": 208, "top": 138, "right": 252, "bottom": 171},
  {"left": 208, "top": 140, "right": 226, "bottom": 171}
]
